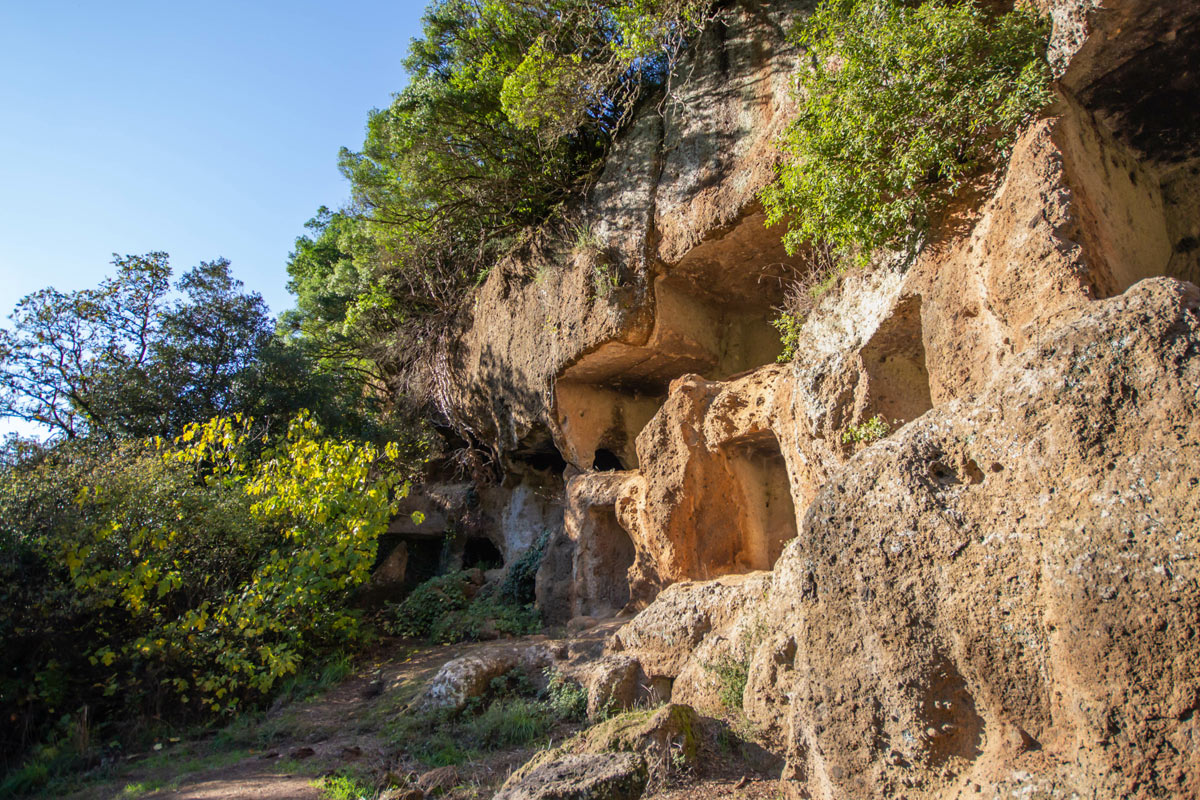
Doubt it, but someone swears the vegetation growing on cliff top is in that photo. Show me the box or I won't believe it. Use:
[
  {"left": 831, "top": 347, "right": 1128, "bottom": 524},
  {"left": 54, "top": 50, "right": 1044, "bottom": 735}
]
[
  {"left": 763, "top": 0, "right": 1053, "bottom": 267},
  {"left": 287, "top": 0, "right": 711, "bottom": 407}
]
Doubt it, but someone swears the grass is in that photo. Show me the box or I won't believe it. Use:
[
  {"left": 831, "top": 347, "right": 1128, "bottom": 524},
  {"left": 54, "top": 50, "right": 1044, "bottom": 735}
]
[
  {"left": 315, "top": 774, "right": 375, "bottom": 800},
  {"left": 383, "top": 701, "right": 552, "bottom": 769}
]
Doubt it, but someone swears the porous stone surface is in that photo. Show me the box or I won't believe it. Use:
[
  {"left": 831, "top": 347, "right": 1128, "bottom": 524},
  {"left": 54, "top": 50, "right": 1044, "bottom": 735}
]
[
  {"left": 415, "top": 2, "right": 1200, "bottom": 797},
  {"left": 418, "top": 644, "right": 557, "bottom": 712},
  {"left": 619, "top": 278, "right": 1200, "bottom": 798},
  {"left": 493, "top": 752, "right": 648, "bottom": 800}
]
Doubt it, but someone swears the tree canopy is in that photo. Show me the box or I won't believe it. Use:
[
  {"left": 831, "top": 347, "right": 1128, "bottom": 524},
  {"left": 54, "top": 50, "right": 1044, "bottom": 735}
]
[{"left": 288, "top": 0, "right": 712, "bottom": 410}]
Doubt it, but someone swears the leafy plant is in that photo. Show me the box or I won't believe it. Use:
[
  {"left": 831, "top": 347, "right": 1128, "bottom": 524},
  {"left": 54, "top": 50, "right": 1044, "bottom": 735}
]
[
  {"left": 467, "top": 697, "right": 552, "bottom": 748},
  {"left": 543, "top": 668, "right": 588, "bottom": 722},
  {"left": 761, "top": 0, "right": 1053, "bottom": 265},
  {"left": 771, "top": 314, "right": 804, "bottom": 363},
  {"left": 386, "top": 571, "right": 471, "bottom": 638},
  {"left": 842, "top": 414, "right": 891, "bottom": 444},
  {"left": 290, "top": 1, "right": 718, "bottom": 421},
  {"left": 316, "top": 774, "right": 375, "bottom": 800},
  {"left": 387, "top": 571, "right": 541, "bottom": 643},
  {"left": 429, "top": 596, "right": 542, "bottom": 643},
  {"left": 500, "top": 529, "right": 550, "bottom": 605},
  {"left": 702, "top": 616, "right": 769, "bottom": 715},
  {"left": 0, "top": 410, "right": 417, "bottom": 767}
]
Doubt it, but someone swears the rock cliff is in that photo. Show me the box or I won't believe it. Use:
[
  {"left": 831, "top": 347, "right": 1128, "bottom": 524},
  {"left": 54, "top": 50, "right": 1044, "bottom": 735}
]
[{"left": 401, "top": 0, "right": 1200, "bottom": 796}]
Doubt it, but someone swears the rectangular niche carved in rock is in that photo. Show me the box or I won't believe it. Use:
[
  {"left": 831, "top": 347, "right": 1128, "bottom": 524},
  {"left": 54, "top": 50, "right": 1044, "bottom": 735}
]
[
  {"left": 723, "top": 432, "right": 799, "bottom": 571},
  {"left": 577, "top": 504, "right": 636, "bottom": 616}
]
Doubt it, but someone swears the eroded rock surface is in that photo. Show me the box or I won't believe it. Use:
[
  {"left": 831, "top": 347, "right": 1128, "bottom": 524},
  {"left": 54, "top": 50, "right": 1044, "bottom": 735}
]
[
  {"left": 493, "top": 752, "right": 648, "bottom": 800},
  {"left": 404, "top": 3, "right": 1200, "bottom": 798},
  {"left": 617, "top": 279, "right": 1200, "bottom": 798}
]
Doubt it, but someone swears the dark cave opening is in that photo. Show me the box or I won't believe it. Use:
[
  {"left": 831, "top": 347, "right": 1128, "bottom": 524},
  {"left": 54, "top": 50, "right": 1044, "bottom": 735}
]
[
  {"left": 463, "top": 536, "right": 504, "bottom": 571},
  {"left": 592, "top": 448, "right": 626, "bottom": 472}
]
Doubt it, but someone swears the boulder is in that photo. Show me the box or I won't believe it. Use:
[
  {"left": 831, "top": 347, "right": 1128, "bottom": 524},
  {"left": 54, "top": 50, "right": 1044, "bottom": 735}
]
[
  {"left": 764, "top": 278, "right": 1200, "bottom": 799},
  {"left": 419, "top": 644, "right": 557, "bottom": 712},
  {"left": 493, "top": 752, "right": 648, "bottom": 800},
  {"left": 584, "top": 655, "right": 644, "bottom": 720}
]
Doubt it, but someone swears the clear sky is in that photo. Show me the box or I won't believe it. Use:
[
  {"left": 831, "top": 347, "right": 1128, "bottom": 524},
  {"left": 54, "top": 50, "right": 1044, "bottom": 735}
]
[{"left": 0, "top": 0, "right": 426, "bottom": 320}]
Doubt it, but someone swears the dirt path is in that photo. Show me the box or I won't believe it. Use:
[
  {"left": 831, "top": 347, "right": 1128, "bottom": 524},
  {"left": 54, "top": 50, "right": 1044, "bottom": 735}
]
[
  {"left": 63, "top": 621, "right": 775, "bottom": 800},
  {"left": 67, "top": 639, "right": 464, "bottom": 800}
]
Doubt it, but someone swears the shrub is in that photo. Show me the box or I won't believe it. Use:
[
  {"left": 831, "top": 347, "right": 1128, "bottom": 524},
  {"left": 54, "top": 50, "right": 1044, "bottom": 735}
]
[
  {"left": 387, "top": 571, "right": 472, "bottom": 638},
  {"left": 0, "top": 412, "right": 414, "bottom": 763},
  {"left": 467, "top": 698, "right": 551, "bottom": 748},
  {"left": 499, "top": 529, "right": 550, "bottom": 605},
  {"left": 316, "top": 774, "right": 375, "bottom": 800},
  {"left": 388, "top": 572, "right": 541, "bottom": 643},
  {"left": 543, "top": 668, "right": 588, "bottom": 722},
  {"left": 428, "top": 597, "right": 542, "bottom": 644},
  {"left": 842, "top": 414, "right": 891, "bottom": 444},
  {"left": 761, "top": 0, "right": 1053, "bottom": 265},
  {"left": 702, "top": 617, "right": 769, "bottom": 715}
]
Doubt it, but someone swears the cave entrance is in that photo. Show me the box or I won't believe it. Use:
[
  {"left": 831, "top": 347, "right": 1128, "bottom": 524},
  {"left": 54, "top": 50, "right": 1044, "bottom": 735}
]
[
  {"left": 860, "top": 295, "right": 933, "bottom": 427},
  {"left": 584, "top": 504, "right": 636, "bottom": 613},
  {"left": 592, "top": 448, "right": 626, "bottom": 472},
  {"left": 514, "top": 445, "right": 568, "bottom": 475},
  {"left": 463, "top": 536, "right": 503, "bottom": 571},
  {"left": 389, "top": 533, "right": 442, "bottom": 590},
  {"left": 725, "top": 432, "right": 798, "bottom": 571}
]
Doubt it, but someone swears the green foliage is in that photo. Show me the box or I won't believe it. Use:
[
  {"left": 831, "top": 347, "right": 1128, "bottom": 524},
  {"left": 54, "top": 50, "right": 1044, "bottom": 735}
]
[
  {"left": 702, "top": 617, "right": 768, "bottom": 715},
  {"left": 499, "top": 529, "right": 549, "bottom": 605},
  {"left": 771, "top": 314, "right": 803, "bottom": 363},
  {"left": 288, "top": 1, "right": 713, "bottom": 408},
  {"left": 382, "top": 671, "right": 553, "bottom": 768},
  {"left": 391, "top": 569, "right": 542, "bottom": 643},
  {"left": 430, "top": 597, "right": 542, "bottom": 644},
  {"left": 761, "top": 0, "right": 1053, "bottom": 264},
  {"left": 316, "top": 774, "right": 376, "bottom": 800},
  {"left": 0, "top": 412, "right": 418, "bottom": 764},
  {"left": 386, "top": 571, "right": 471, "bottom": 638},
  {"left": 704, "top": 653, "right": 751, "bottom": 715},
  {"left": 842, "top": 414, "right": 891, "bottom": 444},
  {"left": 467, "top": 697, "right": 552, "bottom": 748},
  {"left": 543, "top": 668, "right": 588, "bottom": 722},
  {"left": 0, "top": 253, "right": 375, "bottom": 443}
]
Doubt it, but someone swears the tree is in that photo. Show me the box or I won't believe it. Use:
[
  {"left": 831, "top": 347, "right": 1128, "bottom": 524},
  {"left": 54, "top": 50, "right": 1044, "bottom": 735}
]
[
  {"left": 0, "top": 254, "right": 293, "bottom": 440},
  {"left": 0, "top": 253, "right": 171, "bottom": 439},
  {"left": 151, "top": 258, "right": 274, "bottom": 435},
  {"left": 292, "top": 0, "right": 715, "bottom": 416}
]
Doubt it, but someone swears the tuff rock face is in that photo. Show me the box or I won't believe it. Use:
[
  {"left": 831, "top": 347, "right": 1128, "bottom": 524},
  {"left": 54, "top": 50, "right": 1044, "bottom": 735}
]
[{"left": 392, "top": 0, "right": 1200, "bottom": 796}]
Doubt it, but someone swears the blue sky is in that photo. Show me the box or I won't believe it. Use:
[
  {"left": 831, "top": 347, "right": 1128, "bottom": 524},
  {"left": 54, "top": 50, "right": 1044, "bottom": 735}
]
[{"left": 0, "top": 1, "right": 426, "bottom": 319}]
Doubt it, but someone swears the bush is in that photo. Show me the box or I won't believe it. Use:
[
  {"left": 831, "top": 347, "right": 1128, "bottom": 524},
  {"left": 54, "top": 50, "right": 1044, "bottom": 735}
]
[
  {"left": 430, "top": 598, "right": 542, "bottom": 644},
  {"left": 499, "top": 529, "right": 549, "bottom": 605},
  {"left": 761, "top": 0, "right": 1052, "bottom": 265},
  {"left": 467, "top": 697, "right": 551, "bottom": 748},
  {"left": 543, "top": 668, "right": 588, "bottom": 722},
  {"left": 386, "top": 571, "right": 472, "bottom": 639},
  {"left": 842, "top": 414, "right": 891, "bottom": 444},
  {"left": 0, "top": 412, "right": 415, "bottom": 764},
  {"left": 388, "top": 572, "right": 541, "bottom": 643}
]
